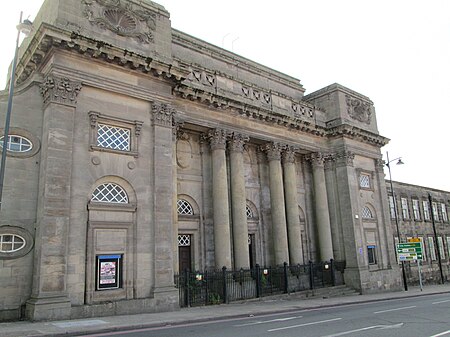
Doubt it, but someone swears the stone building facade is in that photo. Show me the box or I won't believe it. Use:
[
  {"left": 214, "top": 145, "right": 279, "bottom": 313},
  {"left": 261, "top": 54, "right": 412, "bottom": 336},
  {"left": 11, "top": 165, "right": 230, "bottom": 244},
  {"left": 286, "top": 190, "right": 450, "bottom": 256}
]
[{"left": 0, "top": 0, "right": 446, "bottom": 322}]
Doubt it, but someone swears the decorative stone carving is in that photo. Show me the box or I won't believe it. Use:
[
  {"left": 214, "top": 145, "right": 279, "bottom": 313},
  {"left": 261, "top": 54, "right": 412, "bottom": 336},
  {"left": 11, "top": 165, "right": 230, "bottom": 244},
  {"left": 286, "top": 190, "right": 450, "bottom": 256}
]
[
  {"left": 324, "top": 153, "right": 336, "bottom": 170},
  {"left": 335, "top": 150, "right": 355, "bottom": 167},
  {"left": 82, "top": 0, "right": 157, "bottom": 44},
  {"left": 152, "top": 102, "right": 175, "bottom": 127},
  {"left": 282, "top": 146, "right": 296, "bottom": 164},
  {"left": 375, "top": 158, "right": 385, "bottom": 172},
  {"left": 40, "top": 76, "right": 82, "bottom": 107},
  {"left": 207, "top": 129, "right": 228, "bottom": 151},
  {"left": 134, "top": 121, "right": 143, "bottom": 136},
  {"left": 346, "top": 95, "right": 372, "bottom": 124},
  {"left": 262, "top": 142, "right": 284, "bottom": 161},
  {"left": 188, "top": 69, "right": 216, "bottom": 87},
  {"left": 307, "top": 152, "right": 326, "bottom": 168},
  {"left": 229, "top": 133, "right": 249, "bottom": 153}
]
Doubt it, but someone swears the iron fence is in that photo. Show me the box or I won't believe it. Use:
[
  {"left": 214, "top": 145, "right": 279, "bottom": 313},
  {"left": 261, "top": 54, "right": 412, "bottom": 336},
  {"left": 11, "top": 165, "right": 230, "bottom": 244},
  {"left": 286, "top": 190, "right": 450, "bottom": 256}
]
[{"left": 175, "top": 260, "right": 345, "bottom": 308}]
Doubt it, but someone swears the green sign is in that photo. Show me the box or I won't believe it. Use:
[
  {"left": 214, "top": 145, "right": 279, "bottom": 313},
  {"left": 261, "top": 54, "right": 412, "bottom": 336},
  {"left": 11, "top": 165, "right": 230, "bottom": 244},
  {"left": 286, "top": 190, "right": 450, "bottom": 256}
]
[{"left": 396, "top": 242, "right": 423, "bottom": 261}]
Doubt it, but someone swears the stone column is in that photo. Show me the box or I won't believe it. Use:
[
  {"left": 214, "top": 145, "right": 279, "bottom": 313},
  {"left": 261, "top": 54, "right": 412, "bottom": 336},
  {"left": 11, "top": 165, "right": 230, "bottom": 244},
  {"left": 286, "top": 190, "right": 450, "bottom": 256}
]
[
  {"left": 229, "top": 133, "right": 250, "bottom": 269},
  {"left": 282, "top": 147, "right": 303, "bottom": 265},
  {"left": 172, "top": 119, "right": 183, "bottom": 274},
  {"left": 151, "top": 102, "right": 178, "bottom": 305},
  {"left": 264, "top": 143, "right": 289, "bottom": 265},
  {"left": 26, "top": 75, "right": 82, "bottom": 321},
  {"left": 208, "top": 129, "right": 232, "bottom": 269},
  {"left": 309, "top": 152, "right": 334, "bottom": 261}
]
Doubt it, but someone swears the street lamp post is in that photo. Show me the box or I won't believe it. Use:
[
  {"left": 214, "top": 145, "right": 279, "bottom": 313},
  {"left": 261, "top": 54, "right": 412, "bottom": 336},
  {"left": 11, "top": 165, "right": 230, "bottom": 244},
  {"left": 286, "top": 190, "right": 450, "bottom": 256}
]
[
  {"left": 385, "top": 151, "right": 408, "bottom": 291},
  {"left": 0, "top": 12, "right": 33, "bottom": 211},
  {"left": 428, "top": 193, "right": 445, "bottom": 284}
]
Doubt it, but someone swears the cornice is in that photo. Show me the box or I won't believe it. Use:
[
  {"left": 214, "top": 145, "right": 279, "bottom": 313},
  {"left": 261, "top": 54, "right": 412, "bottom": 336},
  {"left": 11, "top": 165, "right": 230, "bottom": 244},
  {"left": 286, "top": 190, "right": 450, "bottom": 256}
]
[
  {"left": 13, "top": 23, "right": 190, "bottom": 87},
  {"left": 326, "top": 124, "right": 389, "bottom": 147}
]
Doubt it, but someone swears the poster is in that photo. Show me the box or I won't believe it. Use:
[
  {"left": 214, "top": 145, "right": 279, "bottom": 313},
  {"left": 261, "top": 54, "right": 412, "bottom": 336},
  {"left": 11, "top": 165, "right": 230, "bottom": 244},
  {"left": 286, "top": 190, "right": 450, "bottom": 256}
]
[{"left": 96, "top": 255, "right": 122, "bottom": 290}]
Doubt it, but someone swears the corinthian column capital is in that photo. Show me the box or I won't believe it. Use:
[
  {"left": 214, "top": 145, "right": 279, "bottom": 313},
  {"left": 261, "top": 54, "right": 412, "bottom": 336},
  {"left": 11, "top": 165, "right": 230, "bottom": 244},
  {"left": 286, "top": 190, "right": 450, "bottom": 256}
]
[
  {"left": 40, "top": 75, "right": 82, "bottom": 107},
  {"left": 307, "top": 152, "right": 326, "bottom": 168},
  {"left": 152, "top": 102, "right": 175, "bottom": 127},
  {"left": 261, "top": 142, "right": 284, "bottom": 161},
  {"left": 229, "top": 132, "right": 249, "bottom": 153},
  {"left": 207, "top": 128, "right": 228, "bottom": 150},
  {"left": 282, "top": 146, "right": 297, "bottom": 164}
]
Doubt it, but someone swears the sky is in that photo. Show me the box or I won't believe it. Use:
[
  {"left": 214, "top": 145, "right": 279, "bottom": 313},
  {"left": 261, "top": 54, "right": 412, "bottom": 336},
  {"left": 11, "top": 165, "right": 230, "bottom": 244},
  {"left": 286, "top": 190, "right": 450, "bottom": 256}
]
[{"left": 1, "top": 0, "right": 449, "bottom": 191}]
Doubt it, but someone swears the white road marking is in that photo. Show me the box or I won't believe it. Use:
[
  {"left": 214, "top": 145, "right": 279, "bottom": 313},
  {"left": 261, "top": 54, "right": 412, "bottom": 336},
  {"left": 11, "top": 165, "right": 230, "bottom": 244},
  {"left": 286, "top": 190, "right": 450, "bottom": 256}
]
[
  {"left": 429, "top": 330, "right": 450, "bottom": 337},
  {"left": 234, "top": 316, "right": 301, "bottom": 327},
  {"left": 432, "top": 299, "right": 450, "bottom": 305},
  {"left": 373, "top": 305, "right": 416, "bottom": 314},
  {"left": 322, "top": 323, "right": 404, "bottom": 337},
  {"left": 267, "top": 317, "right": 342, "bottom": 332}
]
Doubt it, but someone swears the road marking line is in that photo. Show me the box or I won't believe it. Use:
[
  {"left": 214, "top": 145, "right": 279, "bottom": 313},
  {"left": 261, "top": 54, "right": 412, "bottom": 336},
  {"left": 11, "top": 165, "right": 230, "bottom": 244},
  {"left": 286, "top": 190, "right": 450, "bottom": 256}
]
[
  {"left": 429, "top": 330, "right": 450, "bottom": 337},
  {"left": 373, "top": 305, "right": 416, "bottom": 314},
  {"left": 432, "top": 299, "right": 450, "bottom": 304},
  {"left": 267, "top": 317, "right": 342, "bottom": 332},
  {"left": 322, "top": 323, "right": 403, "bottom": 337},
  {"left": 234, "top": 316, "right": 301, "bottom": 327}
]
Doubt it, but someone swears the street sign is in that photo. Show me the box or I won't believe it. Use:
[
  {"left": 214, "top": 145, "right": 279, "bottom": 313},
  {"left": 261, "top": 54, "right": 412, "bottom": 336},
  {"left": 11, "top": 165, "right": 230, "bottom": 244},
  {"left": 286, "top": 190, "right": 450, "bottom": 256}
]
[{"left": 396, "top": 242, "right": 423, "bottom": 261}]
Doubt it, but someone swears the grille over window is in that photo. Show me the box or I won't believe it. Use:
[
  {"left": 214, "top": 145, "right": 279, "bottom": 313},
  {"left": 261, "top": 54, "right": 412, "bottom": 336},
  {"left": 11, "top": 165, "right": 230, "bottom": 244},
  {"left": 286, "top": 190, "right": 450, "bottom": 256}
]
[
  {"left": 177, "top": 199, "right": 193, "bottom": 215},
  {"left": 246, "top": 205, "right": 253, "bottom": 218},
  {"left": 0, "top": 135, "right": 32, "bottom": 152},
  {"left": 0, "top": 234, "right": 25, "bottom": 253},
  {"left": 97, "top": 124, "right": 130, "bottom": 151},
  {"left": 92, "top": 183, "right": 128, "bottom": 203},
  {"left": 362, "top": 206, "right": 374, "bottom": 219},
  {"left": 178, "top": 234, "right": 191, "bottom": 246}
]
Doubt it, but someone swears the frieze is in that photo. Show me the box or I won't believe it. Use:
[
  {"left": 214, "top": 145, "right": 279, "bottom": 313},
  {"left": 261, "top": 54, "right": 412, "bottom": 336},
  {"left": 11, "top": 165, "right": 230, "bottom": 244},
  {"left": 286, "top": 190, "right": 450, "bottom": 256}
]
[
  {"left": 346, "top": 95, "right": 372, "bottom": 124},
  {"left": 82, "top": 0, "right": 157, "bottom": 44},
  {"left": 152, "top": 102, "right": 175, "bottom": 127},
  {"left": 40, "top": 75, "right": 82, "bottom": 107}
]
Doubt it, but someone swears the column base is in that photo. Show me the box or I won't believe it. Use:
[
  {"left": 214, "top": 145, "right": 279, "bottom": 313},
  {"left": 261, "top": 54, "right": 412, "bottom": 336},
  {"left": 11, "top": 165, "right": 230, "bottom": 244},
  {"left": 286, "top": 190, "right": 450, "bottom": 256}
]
[
  {"left": 153, "top": 285, "right": 179, "bottom": 310},
  {"left": 25, "top": 295, "right": 71, "bottom": 321}
]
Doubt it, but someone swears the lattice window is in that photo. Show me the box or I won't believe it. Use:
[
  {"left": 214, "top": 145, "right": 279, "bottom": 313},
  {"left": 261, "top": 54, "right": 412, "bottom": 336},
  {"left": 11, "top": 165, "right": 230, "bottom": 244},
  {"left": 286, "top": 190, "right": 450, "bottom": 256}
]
[
  {"left": 97, "top": 123, "right": 130, "bottom": 151},
  {"left": 246, "top": 205, "right": 253, "bottom": 218},
  {"left": 177, "top": 199, "right": 193, "bottom": 215},
  {"left": 362, "top": 206, "right": 373, "bottom": 219},
  {"left": 0, "top": 234, "right": 25, "bottom": 253},
  {"left": 91, "top": 183, "right": 128, "bottom": 203},
  {"left": 178, "top": 234, "right": 191, "bottom": 246},
  {"left": 0, "top": 135, "right": 32, "bottom": 152},
  {"left": 359, "top": 174, "right": 370, "bottom": 188}
]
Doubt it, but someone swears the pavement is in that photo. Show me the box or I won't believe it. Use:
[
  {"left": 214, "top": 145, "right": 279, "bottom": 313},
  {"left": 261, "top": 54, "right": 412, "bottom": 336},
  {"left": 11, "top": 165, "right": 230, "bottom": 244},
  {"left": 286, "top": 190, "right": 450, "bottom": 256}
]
[{"left": 1, "top": 284, "right": 450, "bottom": 337}]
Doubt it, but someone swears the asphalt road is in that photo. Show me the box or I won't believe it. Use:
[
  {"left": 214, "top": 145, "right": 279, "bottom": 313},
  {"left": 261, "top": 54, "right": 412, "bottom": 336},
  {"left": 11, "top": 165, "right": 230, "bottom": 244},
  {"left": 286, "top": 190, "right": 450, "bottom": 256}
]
[{"left": 85, "top": 293, "right": 450, "bottom": 337}]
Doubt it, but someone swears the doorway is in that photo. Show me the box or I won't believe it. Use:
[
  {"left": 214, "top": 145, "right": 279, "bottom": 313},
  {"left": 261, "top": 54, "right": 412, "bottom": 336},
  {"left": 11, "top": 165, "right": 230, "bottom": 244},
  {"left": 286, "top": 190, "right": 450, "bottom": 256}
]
[{"left": 178, "top": 234, "right": 192, "bottom": 273}]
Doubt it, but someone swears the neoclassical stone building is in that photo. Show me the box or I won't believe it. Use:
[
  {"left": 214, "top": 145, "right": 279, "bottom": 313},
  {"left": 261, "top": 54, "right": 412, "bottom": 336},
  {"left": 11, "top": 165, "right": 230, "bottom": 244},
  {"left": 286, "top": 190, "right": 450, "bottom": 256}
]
[{"left": 1, "top": 0, "right": 446, "bottom": 322}]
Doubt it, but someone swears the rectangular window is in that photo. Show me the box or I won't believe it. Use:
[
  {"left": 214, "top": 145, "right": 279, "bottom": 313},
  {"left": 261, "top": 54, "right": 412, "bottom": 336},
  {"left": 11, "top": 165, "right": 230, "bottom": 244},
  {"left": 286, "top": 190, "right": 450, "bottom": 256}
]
[
  {"left": 359, "top": 174, "right": 370, "bottom": 189},
  {"left": 447, "top": 237, "right": 450, "bottom": 258},
  {"left": 428, "top": 237, "right": 437, "bottom": 261},
  {"left": 367, "top": 246, "right": 377, "bottom": 265},
  {"left": 97, "top": 123, "right": 131, "bottom": 151},
  {"left": 441, "top": 203, "right": 448, "bottom": 222},
  {"left": 96, "top": 255, "right": 123, "bottom": 290},
  {"left": 437, "top": 237, "right": 445, "bottom": 259},
  {"left": 423, "top": 200, "right": 431, "bottom": 221},
  {"left": 412, "top": 199, "right": 421, "bottom": 221},
  {"left": 419, "top": 237, "right": 426, "bottom": 262},
  {"left": 401, "top": 197, "right": 410, "bottom": 219},
  {"left": 389, "top": 196, "right": 396, "bottom": 219},
  {"left": 432, "top": 202, "right": 439, "bottom": 221}
]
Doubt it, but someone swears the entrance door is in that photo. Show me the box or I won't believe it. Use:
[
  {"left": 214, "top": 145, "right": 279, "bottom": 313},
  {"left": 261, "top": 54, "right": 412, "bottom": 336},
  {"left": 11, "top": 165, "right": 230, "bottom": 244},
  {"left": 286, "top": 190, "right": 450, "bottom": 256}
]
[
  {"left": 248, "top": 234, "right": 256, "bottom": 269},
  {"left": 178, "top": 234, "right": 192, "bottom": 273}
]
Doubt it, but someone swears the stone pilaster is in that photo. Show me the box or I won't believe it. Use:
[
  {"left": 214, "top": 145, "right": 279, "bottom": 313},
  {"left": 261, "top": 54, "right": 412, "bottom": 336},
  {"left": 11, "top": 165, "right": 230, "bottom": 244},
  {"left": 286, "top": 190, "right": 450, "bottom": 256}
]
[
  {"left": 229, "top": 133, "right": 250, "bottom": 269},
  {"left": 263, "top": 142, "right": 289, "bottom": 265},
  {"left": 208, "top": 129, "right": 232, "bottom": 269},
  {"left": 151, "top": 102, "right": 178, "bottom": 304},
  {"left": 282, "top": 147, "right": 303, "bottom": 265},
  {"left": 26, "top": 76, "right": 82, "bottom": 321},
  {"left": 309, "top": 152, "right": 334, "bottom": 261}
]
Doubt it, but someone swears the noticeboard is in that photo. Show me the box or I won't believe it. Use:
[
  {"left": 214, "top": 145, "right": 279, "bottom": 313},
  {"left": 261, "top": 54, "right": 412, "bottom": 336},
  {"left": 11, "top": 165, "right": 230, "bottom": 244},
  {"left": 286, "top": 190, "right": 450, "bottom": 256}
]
[{"left": 96, "top": 255, "right": 122, "bottom": 290}]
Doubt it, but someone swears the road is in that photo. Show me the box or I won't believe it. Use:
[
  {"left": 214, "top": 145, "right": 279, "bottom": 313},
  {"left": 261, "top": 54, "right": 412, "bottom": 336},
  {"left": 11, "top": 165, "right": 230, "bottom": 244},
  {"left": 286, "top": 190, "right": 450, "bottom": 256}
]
[{"left": 84, "top": 293, "right": 450, "bottom": 337}]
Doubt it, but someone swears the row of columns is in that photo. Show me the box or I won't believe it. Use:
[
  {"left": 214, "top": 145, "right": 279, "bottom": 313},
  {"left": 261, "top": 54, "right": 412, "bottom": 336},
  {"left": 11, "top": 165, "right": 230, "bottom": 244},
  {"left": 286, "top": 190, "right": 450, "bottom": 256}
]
[{"left": 205, "top": 128, "right": 334, "bottom": 270}]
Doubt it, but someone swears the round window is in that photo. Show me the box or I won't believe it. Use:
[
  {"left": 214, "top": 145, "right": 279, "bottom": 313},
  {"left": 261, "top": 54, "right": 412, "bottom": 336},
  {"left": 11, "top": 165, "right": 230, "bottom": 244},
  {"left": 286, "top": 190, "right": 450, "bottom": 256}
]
[
  {"left": 0, "top": 135, "right": 33, "bottom": 153},
  {"left": 0, "top": 234, "right": 26, "bottom": 253}
]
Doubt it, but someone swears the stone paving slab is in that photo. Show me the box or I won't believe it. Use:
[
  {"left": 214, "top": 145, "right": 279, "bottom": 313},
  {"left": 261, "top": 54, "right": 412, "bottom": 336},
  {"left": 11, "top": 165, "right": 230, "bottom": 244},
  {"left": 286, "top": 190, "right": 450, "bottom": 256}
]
[{"left": 0, "top": 285, "right": 449, "bottom": 337}]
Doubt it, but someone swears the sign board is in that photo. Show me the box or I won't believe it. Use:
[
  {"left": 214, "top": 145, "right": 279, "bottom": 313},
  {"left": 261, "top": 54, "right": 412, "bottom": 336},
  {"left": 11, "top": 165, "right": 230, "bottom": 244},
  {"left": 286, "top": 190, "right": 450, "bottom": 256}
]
[
  {"left": 96, "top": 255, "right": 122, "bottom": 290},
  {"left": 396, "top": 241, "right": 423, "bottom": 261}
]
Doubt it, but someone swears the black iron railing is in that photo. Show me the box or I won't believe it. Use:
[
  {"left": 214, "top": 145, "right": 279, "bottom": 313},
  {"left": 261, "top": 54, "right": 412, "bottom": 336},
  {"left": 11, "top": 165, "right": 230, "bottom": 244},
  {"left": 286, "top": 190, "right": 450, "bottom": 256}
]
[{"left": 175, "top": 260, "right": 346, "bottom": 307}]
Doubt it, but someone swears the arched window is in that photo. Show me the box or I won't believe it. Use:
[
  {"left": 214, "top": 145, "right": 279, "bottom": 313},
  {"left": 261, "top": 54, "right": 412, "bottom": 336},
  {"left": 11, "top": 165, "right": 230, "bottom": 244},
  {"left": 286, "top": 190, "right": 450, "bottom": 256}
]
[
  {"left": 177, "top": 199, "right": 193, "bottom": 215},
  {"left": 0, "top": 234, "right": 26, "bottom": 253},
  {"left": 246, "top": 205, "right": 253, "bottom": 218},
  {"left": 91, "top": 182, "right": 128, "bottom": 203},
  {"left": 0, "top": 135, "right": 32, "bottom": 152},
  {"left": 362, "top": 206, "right": 374, "bottom": 219}
]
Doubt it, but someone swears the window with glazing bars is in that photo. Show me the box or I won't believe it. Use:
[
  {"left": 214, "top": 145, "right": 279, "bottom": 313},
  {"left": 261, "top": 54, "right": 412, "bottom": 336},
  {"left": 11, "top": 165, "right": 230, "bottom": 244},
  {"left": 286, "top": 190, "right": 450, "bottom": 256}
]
[
  {"left": 97, "top": 124, "right": 130, "bottom": 151},
  {"left": 92, "top": 183, "right": 128, "bottom": 203}
]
